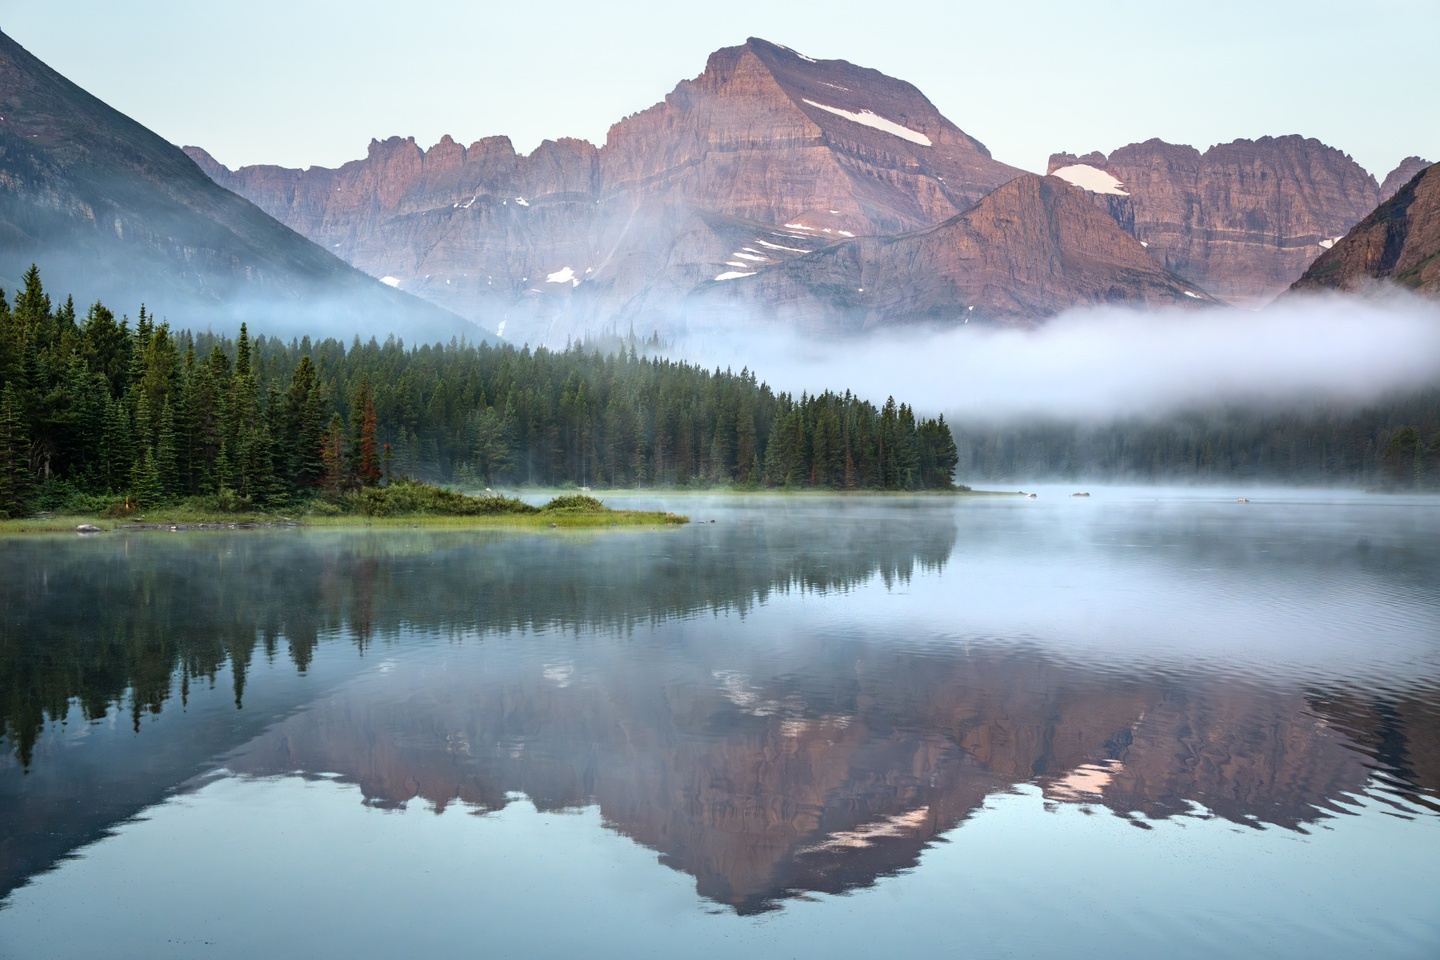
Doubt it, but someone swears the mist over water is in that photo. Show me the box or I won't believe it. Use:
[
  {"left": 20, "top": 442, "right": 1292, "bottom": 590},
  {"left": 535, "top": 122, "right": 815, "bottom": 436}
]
[{"left": 661, "top": 291, "right": 1440, "bottom": 422}]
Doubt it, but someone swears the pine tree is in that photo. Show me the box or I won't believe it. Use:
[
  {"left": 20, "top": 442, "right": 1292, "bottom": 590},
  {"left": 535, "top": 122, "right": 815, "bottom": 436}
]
[
  {"left": 155, "top": 401, "right": 180, "bottom": 499},
  {"left": 321, "top": 414, "right": 346, "bottom": 493},
  {"left": 129, "top": 445, "right": 162, "bottom": 508},
  {"left": 0, "top": 383, "right": 32, "bottom": 518},
  {"left": 471, "top": 407, "right": 511, "bottom": 486},
  {"left": 283, "top": 356, "right": 326, "bottom": 491},
  {"left": 348, "top": 378, "right": 380, "bottom": 487}
]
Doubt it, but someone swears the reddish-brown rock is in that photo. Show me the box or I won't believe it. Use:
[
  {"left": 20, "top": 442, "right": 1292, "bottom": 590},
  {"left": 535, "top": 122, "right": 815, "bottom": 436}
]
[
  {"left": 185, "top": 37, "right": 1035, "bottom": 341},
  {"left": 1380, "top": 156, "right": 1432, "bottom": 201},
  {"left": 698, "top": 174, "right": 1213, "bottom": 330},
  {"left": 1046, "top": 136, "right": 1385, "bottom": 305},
  {"left": 1292, "top": 162, "right": 1440, "bottom": 294}
]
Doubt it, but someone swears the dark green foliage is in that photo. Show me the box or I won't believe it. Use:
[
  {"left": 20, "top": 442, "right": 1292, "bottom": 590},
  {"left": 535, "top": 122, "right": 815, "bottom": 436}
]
[
  {"left": 543, "top": 494, "right": 607, "bottom": 512},
  {"left": 0, "top": 382, "right": 31, "bottom": 517},
  {"left": 0, "top": 268, "right": 959, "bottom": 513},
  {"left": 343, "top": 478, "right": 538, "bottom": 517}
]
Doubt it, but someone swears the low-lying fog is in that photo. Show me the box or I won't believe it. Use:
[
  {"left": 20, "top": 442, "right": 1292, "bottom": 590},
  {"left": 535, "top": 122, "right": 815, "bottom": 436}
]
[{"left": 663, "top": 291, "right": 1440, "bottom": 423}]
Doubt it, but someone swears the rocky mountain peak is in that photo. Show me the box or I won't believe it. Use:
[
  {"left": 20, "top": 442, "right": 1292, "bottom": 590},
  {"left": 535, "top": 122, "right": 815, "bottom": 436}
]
[{"left": 1381, "top": 156, "right": 1433, "bottom": 201}]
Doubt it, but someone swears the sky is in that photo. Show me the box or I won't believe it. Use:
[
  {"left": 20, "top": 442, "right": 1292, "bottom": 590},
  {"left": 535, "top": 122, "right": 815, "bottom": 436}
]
[{"left": 4, "top": 0, "right": 1436, "bottom": 178}]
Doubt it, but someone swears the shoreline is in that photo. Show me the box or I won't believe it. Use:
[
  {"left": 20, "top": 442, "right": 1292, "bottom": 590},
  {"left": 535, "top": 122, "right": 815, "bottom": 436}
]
[
  {"left": 0, "top": 509, "right": 688, "bottom": 535},
  {"left": 0, "top": 487, "right": 1024, "bottom": 535}
]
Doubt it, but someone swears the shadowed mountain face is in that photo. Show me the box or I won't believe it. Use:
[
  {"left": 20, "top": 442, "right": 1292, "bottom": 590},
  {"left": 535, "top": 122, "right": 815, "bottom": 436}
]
[
  {"left": 0, "top": 30, "right": 478, "bottom": 343},
  {"left": 3, "top": 496, "right": 1437, "bottom": 913},
  {"left": 1045, "top": 137, "right": 1419, "bottom": 305},
  {"left": 1293, "top": 162, "right": 1440, "bottom": 294}
]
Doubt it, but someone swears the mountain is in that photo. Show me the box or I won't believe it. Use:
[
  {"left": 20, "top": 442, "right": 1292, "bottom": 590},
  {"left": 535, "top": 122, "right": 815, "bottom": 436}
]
[
  {"left": 0, "top": 30, "right": 477, "bottom": 343},
  {"left": 692, "top": 174, "right": 1213, "bottom": 329},
  {"left": 1380, "top": 156, "right": 1432, "bottom": 200},
  {"left": 1046, "top": 136, "right": 1387, "bottom": 305},
  {"left": 1292, "top": 162, "right": 1440, "bottom": 294},
  {"left": 186, "top": 37, "right": 1039, "bottom": 342}
]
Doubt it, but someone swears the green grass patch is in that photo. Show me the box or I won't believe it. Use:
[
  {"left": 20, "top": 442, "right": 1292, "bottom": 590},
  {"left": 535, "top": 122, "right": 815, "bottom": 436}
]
[{"left": 0, "top": 479, "right": 687, "bottom": 533}]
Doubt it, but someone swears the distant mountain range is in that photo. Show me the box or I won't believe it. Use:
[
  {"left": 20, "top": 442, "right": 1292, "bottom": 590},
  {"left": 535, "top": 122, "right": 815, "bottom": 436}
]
[
  {"left": 0, "top": 30, "right": 1431, "bottom": 347},
  {"left": 0, "top": 30, "right": 478, "bottom": 342},
  {"left": 1046, "top": 139, "right": 1424, "bottom": 305},
  {"left": 182, "top": 38, "right": 1430, "bottom": 343}
]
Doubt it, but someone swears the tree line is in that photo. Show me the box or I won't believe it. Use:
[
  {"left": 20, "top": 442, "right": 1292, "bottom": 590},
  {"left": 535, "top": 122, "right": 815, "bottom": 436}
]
[
  {"left": 951, "top": 398, "right": 1440, "bottom": 489},
  {"left": 0, "top": 267, "right": 960, "bottom": 516}
]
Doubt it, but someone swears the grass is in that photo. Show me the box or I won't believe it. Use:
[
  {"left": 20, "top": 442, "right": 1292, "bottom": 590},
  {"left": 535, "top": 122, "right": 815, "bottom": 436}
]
[{"left": 0, "top": 480, "right": 687, "bottom": 533}]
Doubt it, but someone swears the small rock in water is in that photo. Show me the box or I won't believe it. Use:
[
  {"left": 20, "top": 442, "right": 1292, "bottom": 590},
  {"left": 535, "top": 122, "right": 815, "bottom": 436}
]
[
  {"left": 75, "top": 523, "right": 102, "bottom": 534},
  {"left": 1071, "top": 492, "right": 1090, "bottom": 497},
  {"left": 1027, "top": 493, "right": 1038, "bottom": 499}
]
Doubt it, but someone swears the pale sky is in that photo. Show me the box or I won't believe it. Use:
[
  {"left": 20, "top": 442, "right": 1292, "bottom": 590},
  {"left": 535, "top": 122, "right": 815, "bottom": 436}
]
[{"left": 5, "top": 0, "right": 1436, "bottom": 179}]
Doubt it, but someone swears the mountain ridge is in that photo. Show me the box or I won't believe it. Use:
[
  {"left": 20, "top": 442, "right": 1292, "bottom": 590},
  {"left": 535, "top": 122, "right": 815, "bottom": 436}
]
[
  {"left": 1292, "top": 162, "right": 1440, "bottom": 294},
  {"left": 0, "top": 29, "right": 479, "bottom": 342},
  {"left": 1044, "top": 135, "right": 1400, "bottom": 304}
]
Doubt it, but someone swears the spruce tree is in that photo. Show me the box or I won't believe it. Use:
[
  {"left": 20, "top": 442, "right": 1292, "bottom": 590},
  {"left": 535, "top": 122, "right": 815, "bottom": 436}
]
[
  {"left": 0, "top": 383, "right": 32, "bottom": 518},
  {"left": 348, "top": 378, "right": 380, "bottom": 487}
]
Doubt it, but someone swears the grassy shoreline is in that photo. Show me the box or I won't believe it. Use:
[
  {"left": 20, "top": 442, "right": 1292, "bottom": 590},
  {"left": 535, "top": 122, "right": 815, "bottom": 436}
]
[
  {"left": 1, "top": 482, "right": 687, "bottom": 534},
  {"left": 0, "top": 508, "right": 687, "bottom": 534},
  {"left": 0, "top": 483, "right": 1024, "bottom": 535}
]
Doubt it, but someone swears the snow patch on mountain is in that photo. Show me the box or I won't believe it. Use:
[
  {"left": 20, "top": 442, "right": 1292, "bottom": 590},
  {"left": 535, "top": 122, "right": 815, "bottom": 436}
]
[
  {"left": 1051, "top": 164, "right": 1129, "bottom": 196},
  {"left": 755, "top": 239, "right": 809, "bottom": 253},
  {"left": 800, "top": 100, "right": 932, "bottom": 147}
]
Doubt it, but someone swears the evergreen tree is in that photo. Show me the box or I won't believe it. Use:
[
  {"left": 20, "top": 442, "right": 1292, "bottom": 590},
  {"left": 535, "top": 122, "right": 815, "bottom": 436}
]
[
  {"left": 348, "top": 378, "right": 380, "bottom": 487},
  {"left": 0, "top": 383, "right": 31, "bottom": 517}
]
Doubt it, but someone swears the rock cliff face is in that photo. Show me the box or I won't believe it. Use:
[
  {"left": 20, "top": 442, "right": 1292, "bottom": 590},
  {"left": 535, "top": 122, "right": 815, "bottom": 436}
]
[
  {"left": 1046, "top": 136, "right": 1384, "bottom": 304},
  {"left": 1380, "top": 156, "right": 1432, "bottom": 201},
  {"left": 695, "top": 174, "right": 1212, "bottom": 329},
  {"left": 601, "top": 38, "right": 1020, "bottom": 232},
  {"left": 181, "top": 37, "right": 1053, "bottom": 342},
  {"left": 1292, "top": 162, "right": 1440, "bottom": 294},
  {"left": 180, "top": 38, "right": 1431, "bottom": 337},
  {"left": 0, "top": 30, "right": 474, "bottom": 342}
]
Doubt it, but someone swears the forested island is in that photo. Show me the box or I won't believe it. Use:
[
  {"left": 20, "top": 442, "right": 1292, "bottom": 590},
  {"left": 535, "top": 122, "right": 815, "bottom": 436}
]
[{"left": 0, "top": 268, "right": 961, "bottom": 522}]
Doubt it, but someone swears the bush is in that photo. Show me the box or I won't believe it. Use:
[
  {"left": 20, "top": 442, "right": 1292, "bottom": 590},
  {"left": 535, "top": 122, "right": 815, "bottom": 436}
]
[
  {"left": 33, "top": 479, "right": 112, "bottom": 515},
  {"left": 542, "top": 494, "right": 607, "bottom": 513},
  {"left": 342, "top": 479, "right": 539, "bottom": 517}
]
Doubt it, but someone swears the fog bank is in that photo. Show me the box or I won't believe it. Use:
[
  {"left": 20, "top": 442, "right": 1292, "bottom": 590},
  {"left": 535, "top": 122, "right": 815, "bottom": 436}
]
[{"left": 665, "top": 291, "right": 1440, "bottom": 422}]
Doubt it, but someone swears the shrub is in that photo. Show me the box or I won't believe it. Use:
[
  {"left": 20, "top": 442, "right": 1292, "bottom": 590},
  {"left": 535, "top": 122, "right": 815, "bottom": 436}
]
[{"left": 542, "top": 494, "right": 607, "bottom": 513}]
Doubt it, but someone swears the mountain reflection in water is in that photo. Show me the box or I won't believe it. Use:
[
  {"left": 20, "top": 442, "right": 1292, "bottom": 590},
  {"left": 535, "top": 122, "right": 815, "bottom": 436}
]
[{"left": 1, "top": 492, "right": 1438, "bottom": 918}]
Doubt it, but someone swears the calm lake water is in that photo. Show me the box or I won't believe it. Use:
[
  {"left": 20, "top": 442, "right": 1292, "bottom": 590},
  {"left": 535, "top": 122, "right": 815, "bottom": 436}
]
[{"left": 2, "top": 487, "right": 1438, "bottom": 958}]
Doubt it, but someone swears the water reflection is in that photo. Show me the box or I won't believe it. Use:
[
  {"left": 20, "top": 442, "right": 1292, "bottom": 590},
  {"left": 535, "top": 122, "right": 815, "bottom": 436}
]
[{"left": 1, "top": 493, "right": 1438, "bottom": 921}]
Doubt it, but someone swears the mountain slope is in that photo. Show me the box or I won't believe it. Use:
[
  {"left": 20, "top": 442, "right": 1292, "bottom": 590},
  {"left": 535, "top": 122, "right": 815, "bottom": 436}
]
[
  {"left": 1046, "top": 136, "right": 1384, "bottom": 305},
  {"left": 0, "top": 30, "right": 477, "bottom": 342},
  {"left": 693, "top": 175, "right": 1215, "bottom": 329},
  {"left": 1292, "top": 162, "right": 1440, "bottom": 294},
  {"left": 184, "top": 37, "right": 1027, "bottom": 342}
]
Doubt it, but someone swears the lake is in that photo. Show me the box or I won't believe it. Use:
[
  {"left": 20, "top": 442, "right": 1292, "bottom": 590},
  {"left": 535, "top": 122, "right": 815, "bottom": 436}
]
[{"left": 1, "top": 487, "right": 1437, "bottom": 958}]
